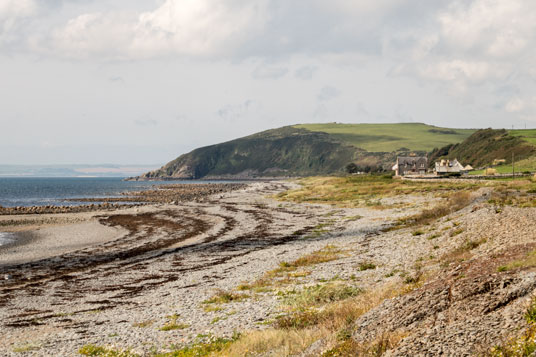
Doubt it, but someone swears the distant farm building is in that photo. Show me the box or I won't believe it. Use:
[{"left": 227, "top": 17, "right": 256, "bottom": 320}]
[
  {"left": 392, "top": 156, "right": 428, "bottom": 176},
  {"left": 464, "top": 164, "right": 474, "bottom": 171},
  {"left": 435, "top": 159, "right": 466, "bottom": 175}
]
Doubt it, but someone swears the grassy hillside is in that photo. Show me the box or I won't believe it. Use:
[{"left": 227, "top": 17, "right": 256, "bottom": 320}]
[
  {"left": 137, "top": 123, "right": 500, "bottom": 180},
  {"left": 140, "top": 127, "right": 359, "bottom": 179},
  {"left": 429, "top": 128, "right": 536, "bottom": 169},
  {"left": 294, "top": 123, "right": 475, "bottom": 152},
  {"left": 469, "top": 156, "right": 536, "bottom": 175},
  {"left": 509, "top": 129, "right": 536, "bottom": 145}
]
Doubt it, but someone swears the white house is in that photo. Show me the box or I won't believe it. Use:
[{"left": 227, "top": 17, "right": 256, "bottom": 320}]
[{"left": 435, "top": 159, "right": 465, "bottom": 175}]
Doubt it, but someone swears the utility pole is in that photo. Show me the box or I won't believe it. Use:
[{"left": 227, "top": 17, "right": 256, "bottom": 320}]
[{"left": 512, "top": 152, "right": 515, "bottom": 179}]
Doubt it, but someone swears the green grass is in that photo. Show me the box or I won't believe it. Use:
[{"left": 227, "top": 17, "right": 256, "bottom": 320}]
[
  {"left": 160, "top": 314, "right": 190, "bottom": 331},
  {"left": 12, "top": 342, "right": 40, "bottom": 353},
  {"left": 78, "top": 345, "right": 138, "bottom": 356},
  {"left": 280, "top": 283, "right": 363, "bottom": 309},
  {"left": 497, "top": 249, "right": 536, "bottom": 272},
  {"left": 470, "top": 156, "right": 536, "bottom": 175},
  {"left": 202, "top": 290, "right": 250, "bottom": 304},
  {"left": 358, "top": 262, "right": 377, "bottom": 271},
  {"left": 278, "top": 175, "right": 479, "bottom": 209},
  {"left": 294, "top": 123, "right": 475, "bottom": 152},
  {"left": 509, "top": 129, "right": 536, "bottom": 146}
]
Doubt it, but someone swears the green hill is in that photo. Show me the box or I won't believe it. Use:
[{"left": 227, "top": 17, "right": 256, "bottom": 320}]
[
  {"left": 137, "top": 123, "right": 478, "bottom": 180},
  {"left": 294, "top": 123, "right": 475, "bottom": 152},
  {"left": 429, "top": 128, "right": 536, "bottom": 169},
  {"left": 140, "top": 127, "right": 357, "bottom": 179}
]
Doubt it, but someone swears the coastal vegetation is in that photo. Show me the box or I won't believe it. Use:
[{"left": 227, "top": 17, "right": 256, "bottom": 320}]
[
  {"left": 276, "top": 174, "right": 479, "bottom": 209},
  {"left": 137, "top": 123, "right": 536, "bottom": 181},
  {"left": 293, "top": 122, "right": 475, "bottom": 152},
  {"left": 429, "top": 128, "right": 536, "bottom": 169},
  {"left": 7, "top": 172, "right": 536, "bottom": 355},
  {"left": 138, "top": 123, "right": 477, "bottom": 180}
]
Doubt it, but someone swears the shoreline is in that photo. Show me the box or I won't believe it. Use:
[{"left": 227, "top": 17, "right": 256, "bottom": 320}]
[{"left": 1, "top": 179, "right": 536, "bottom": 355}]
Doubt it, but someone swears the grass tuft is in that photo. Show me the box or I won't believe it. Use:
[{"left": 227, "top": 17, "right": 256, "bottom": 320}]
[
  {"left": 203, "top": 290, "right": 250, "bottom": 305},
  {"left": 153, "top": 334, "right": 239, "bottom": 357},
  {"left": 78, "top": 344, "right": 138, "bottom": 357},
  {"left": 358, "top": 262, "right": 377, "bottom": 271},
  {"left": 160, "top": 314, "right": 189, "bottom": 331}
]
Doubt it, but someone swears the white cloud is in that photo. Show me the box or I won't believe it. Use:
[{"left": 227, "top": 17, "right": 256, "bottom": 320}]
[
  {"left": 0, "top": 0, "right": 37, "bottom": 45},
  {"left": 45, "top": 0, "right": 269, "bottom": 59},
  {"left": 0, "top": 0, "right": 37, "bottom": 26},
  {"left": 419, "top": 60, "right": 505, "bottom": 84},
  {"left": 505, "top": 97, "right": 525, "bottom": 112},
  {"left": 388, "top": 0, "right": 536, "bottom": 101},
  {"left": 438, "top": 0, "right": 535, "bottom": 57},
  {"left": 252, "top": 64, "right": 288, "bottom": 79}
]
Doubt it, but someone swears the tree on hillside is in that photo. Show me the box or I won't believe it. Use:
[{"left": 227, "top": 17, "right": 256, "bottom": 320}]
[{"left": 346, "top": 163, "right": 358, "bottom": 173}]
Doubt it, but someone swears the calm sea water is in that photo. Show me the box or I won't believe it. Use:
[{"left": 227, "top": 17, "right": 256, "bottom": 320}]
[{"left": 0, "top": 177, "right": 204, "bottom": 208}]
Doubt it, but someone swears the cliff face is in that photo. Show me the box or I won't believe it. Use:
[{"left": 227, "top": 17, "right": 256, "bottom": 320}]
[
  {"left": 139, "top": 127, "right": 359, "bottom": 179},
  {"left": 136, "top": 123, "right": 480, "bottom": 180}
]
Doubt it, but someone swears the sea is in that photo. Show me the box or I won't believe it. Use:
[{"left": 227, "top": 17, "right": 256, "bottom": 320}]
[
  {"left": 0, "top": 177, "right": 209, "bottom": 247},
  {"left": 0, "top": 177, "right": 185, "bottom": 208}
]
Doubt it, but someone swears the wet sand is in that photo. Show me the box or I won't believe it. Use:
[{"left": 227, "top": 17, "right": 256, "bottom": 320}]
[{"left": 0, "top": 219, "right": 128, "bottom": 266}]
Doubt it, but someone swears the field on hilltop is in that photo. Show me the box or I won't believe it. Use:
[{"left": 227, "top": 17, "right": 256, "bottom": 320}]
[
  {"left": 293, "top": 123, "right": 476, "bottom": 152},
  {"left": 136, "top": 123, "right": 536, "bottom": 180},
  {"left": 509, "top": 128, "right": 536, "bottom": 146},
  {"left": 138, "top": 123, "right": 477, "bottom": 180}
]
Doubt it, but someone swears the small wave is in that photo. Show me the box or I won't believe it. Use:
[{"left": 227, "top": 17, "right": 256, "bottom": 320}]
[{"left": 0, "top": 232, "right": 15, "bottom": 247}]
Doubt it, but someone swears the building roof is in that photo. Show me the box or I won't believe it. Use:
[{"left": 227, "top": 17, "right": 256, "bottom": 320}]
[
  {"left": 435, "top": 159, "right": 465, "bottom": 173},
  {"left": 393, "top": 156, "right": 428, "bottom": 173},
  {"left": 396, "top": 156, "right": 428, "bottom": 165}
]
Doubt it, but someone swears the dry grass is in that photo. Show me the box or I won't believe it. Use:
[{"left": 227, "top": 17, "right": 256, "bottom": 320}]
[
  {"left": 202, "top": 305, "right": 223, "bottom": 312},
  {"left": 322, "top": 330, "right": 408, "bottom": 356},
  {"left": 488, "top": 187, "right": 536, "bottom": 208},
  {"left": 12, "top": 342, "right": 41, "bottom": 353},
  {"left": 159, "top": 314, "right": 190, "bottom": 331},
  {"left": 132, "top": 319, "right": 155, "bottom": 328},
  {"left": 238, "top": 245, "right": 344, "bottom": 291},
  {"left": 280, "top": 283, "right": 363, "bottom": 310},
  {"left": 440, "top": 238, "right": 486, "bottom": 268},
  {"left": 277, "top": 175, "right": 478, "bottom": 208},
  {"left": 79, "top": 345, "right": 138, "bottom": 356},
  {"left": 497, "top": 249, "right": 536, "bottom": 272},
  {"left": 274, "top": 282, "right": 418, "bottom": 342},
  {"left": 203, "top": 290, "right": 250, "bottom": 304},
  {"left": 219, "top": 328, "right": 326, "bottom": 356},
  {"left": 397, "top": 191, "right": 473, "bottom": 228},
  {"left": 484, "top": 298, "right": 536, "bottom": 356},
  {"left": 201, "top": 281, "right": 419, "bottom": 356}
]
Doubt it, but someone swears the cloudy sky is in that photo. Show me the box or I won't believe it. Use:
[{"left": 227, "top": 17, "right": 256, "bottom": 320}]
[{"left": 2, "top": 0, "right": 536, "bottom": 165}]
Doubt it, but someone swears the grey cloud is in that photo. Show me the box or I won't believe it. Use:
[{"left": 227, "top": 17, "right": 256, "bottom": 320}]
[
  {"left": 294, "top": 66, "right": 316, "bottom": 80},
  {"left": 217, "top": 100, "right": 255, "bottom": 121},
  {"left": 317, "top": 86, "right": 340, "bottom": 101},
  {"left": 134, "top": 118, "right": 158, "bottom": 126},
  {"left": 251, "top": 65, "right": 288, "bottom": 79},
  {"left": 108, "top": 76, "right": 124, "bottom": 83}
]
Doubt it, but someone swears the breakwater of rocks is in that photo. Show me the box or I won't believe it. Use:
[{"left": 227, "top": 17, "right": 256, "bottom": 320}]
[{"left": 0, "top": 183, "right": 247, "bottom": 216}]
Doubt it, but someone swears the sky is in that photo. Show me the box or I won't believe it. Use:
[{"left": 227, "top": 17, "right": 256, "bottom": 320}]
[{"left": 2, "top": 0, "right": 536, "bottom": 165}]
